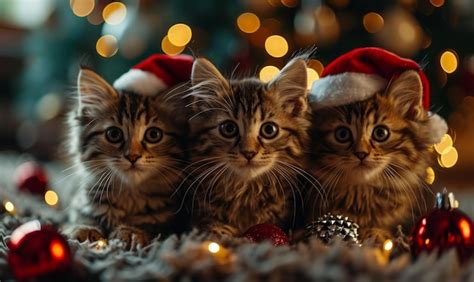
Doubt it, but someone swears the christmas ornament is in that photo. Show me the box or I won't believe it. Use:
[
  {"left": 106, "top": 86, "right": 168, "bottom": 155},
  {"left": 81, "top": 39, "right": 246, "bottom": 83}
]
[
  {"left": 243, "top": 223, "right": 289, "bottom": 246},
  {"left": 308, "top": 47, "right": 447, "bottom": 143},
  {"left": 14, "top": 161, "right": 49, "bottom": 195},
  {"left": 113, "top": 53, "right": 194, "bottom": 96},
  {"left": 305, "top": 213, "right": 360, "bottom": 244},
  {"left": 7, "top": 220, "right": 72, "bottom": 280},
  {"left": 410, "top": 189, "right": 474, "bottom": 263}
]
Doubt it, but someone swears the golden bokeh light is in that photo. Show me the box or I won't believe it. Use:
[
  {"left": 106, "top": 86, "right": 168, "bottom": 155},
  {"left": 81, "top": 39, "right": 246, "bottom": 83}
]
[
  {"left": 45, "top": 190, "right": 59, "bottom": 206},
  {"left": 161, "top": 36, "right": 185, "bottom": 56},
  {"left": 96, "top": 35, "right": 119, "bottom": 58},
  {"left": 167, "top": 23, "right": 192, "bottom": 47},
  {"left": 306, "top": 68, "right": 319, "bottom": 89},
  {"left": 208, "top": 242, "right": 221, "bottom": 253},
  {"left": 438, "top": 147, "right": 458, "bottom": 168},
  {"left": 425, "top": 167, "right": 435, "bottom": 184},
  {"left": 103, "top": 2, "right": 127, "bottom": 25},
  {"left": 259, "top": 66, "right": 280, "bottom": 82},
  {"left": 281, "top": 0, "right": 298, "bottom": 8},
  {"left": 237, "top": 13, "right": 261, "bottom": 33},
  {"left": 434, "top": 134, "right": 453, "bottom": 154},
  {"left": 430, "top": 0, "right": 445, "bottom": 7},
  {"left": 70, "top": 0, "right": 95, "bottom": 17},
  {"left": 265, "top": 35, "right": 288, "bottom": 58},
  {"left": 440, "top": 50, "right": 458, "bottom": 74},
  {"left": 308, "top": 59, "right": 324, "bottom": 75},
  {"left": 383, "top": 240, "right": 393, "bottom": 251},
  {"left": 4, "top": 201, "right": 15, "bottom": 213},
  {"left": 363, "top": 12, "right": 384, "bottom": 33}
]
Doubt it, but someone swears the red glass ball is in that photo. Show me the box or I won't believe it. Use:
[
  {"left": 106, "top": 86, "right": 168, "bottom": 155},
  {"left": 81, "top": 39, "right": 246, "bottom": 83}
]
[
  {"left": 243, "top": 223, "right": 289, "bottom": 246},
  {"left": 410, "top": 208, "right": 474, "bottom": 263},
  {"left": 15, "top": 161, "right": 48, "bottom": 195},
  {"left": 7, "top": 221, "right": 72, "bottom": 280}
]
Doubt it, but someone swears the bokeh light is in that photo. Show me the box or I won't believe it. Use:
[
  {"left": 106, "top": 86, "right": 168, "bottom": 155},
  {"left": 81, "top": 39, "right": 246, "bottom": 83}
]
[
  {"left": 430, "top": 0, "right": 445, "bottom": 8},
  {"left": 161, "top": 36, "right": 185, "bottom": 56},
  {"left": 438, "top": 147, "right": 458, "bottom": 168},
  {"left": 50, "top": 240, "right": 65, "bottom": 259},
  {"left": 208, "top": 242, "right": 220, "bottom": 253},
  {"left": 434, "top": 134, "right": 453, "bottom": 154},
  {"left": 265, "top": 35, "right": 288, "bottom": 58},
  {"left": 4, "top": 201, "right": 15, "bottom": 213},
  {"left": 96, "top": 35, "right": 118, "bottom": 58},
  {"left": 307, "top": 59, "right": 324, "bottom": 75},
  {"left": 363, "top": 12, "right": 384, "bottom": 33},
  {"left": 440, "top": 50, "right": 458, "bottom": 74},
  {"left": 45, "top": 190, "right": 59, "bottom": 206},
  {"left": 167, "top": 23, "right": 192, "bottom": 47},
  {"left": 306, "top": 68, "right": 319, "bottom": 89},
  {"left": 383, "top": 239, "right": 393, "bottom": 251},
  {"left": 259, "top": 66, "right": 280, "bottom": 82},
  {"left": 102, "top": 2, "right": 127, "bottom": 25},
  {"left": 425, "top": 167, "right": 435, "bottom": 184},
  {"left": 70, "top": 0, "right": 95, "bottom": 17},
  {"left": 237, "top": 13, "right": 261, "bottom": 33},
  {"left": 37, "top": 93, "right": 61, "bottom": 121},
  {"left": 281, "top": 0, "right": 298, "bottom": 8}
]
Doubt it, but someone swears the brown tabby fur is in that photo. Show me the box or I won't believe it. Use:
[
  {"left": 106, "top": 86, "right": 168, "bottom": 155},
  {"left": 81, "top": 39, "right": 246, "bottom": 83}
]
[
  {"left": 183, "top": 58, "right": 313, "bottom": 236},
  {"left": 307, "top": 71, "right": 438, "bottom": 243}
]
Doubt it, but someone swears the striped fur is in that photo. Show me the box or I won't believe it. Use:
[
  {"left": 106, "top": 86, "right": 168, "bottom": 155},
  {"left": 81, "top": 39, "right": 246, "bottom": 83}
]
[
  {"left": 64, "top": 68, "right": 188, "bottom": 246},
  {"left": 183, "top": 58, "right": 313, "bottom": 235},
  {"left": 307, "top": 71, "right": 436, "bottom": 243}
]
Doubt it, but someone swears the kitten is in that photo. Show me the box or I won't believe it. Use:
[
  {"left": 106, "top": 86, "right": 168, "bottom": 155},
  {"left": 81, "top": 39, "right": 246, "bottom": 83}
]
[
  {"left": 183, "top": 58, "right": 313, "bottom": 236},
  {"left": 63, "top": 68, "right": 187, "bottom": 247},
  {"left": 307, "top": 70, "right": 442, "bottom": 243}
]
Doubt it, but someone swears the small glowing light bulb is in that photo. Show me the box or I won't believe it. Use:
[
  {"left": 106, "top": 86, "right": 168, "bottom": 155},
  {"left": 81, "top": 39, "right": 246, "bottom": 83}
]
[
  {"left": 383, "top": 239, "right": 393, "bottom": 251},
  {"left": 4, "top": 201, "right": 15, "bottom": 213},
  {"left": 208, "top": 242, "right": 220, "bottom": 253},
  {"left": 96, "top": 239, "right": 107, "bottom": 249}
]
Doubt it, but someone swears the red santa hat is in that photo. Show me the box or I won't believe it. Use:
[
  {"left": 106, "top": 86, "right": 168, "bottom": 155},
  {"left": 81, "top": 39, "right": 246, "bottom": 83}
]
[
  {"left": 113, "top": 54, "right": 194, "bottom": 96},
  {"left": 309, "top": 47, "right": 447, "bottom": 142}
]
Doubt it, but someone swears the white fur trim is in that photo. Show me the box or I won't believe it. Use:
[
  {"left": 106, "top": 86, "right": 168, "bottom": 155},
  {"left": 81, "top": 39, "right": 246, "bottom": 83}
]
[
  {"left": 427, "top": 112, "right": 448, "bottom": 144},
  {"left": 309, "top": 72, "right": 388, "bottom": 109},
  {"left": 113, "top": 69, "right": 167, "bottom": 96}
]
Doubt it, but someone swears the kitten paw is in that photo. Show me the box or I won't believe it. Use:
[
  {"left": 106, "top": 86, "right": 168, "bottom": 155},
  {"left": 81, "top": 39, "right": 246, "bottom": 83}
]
[
  {"left": 109, "top": 225, "right": 150, "bottom": 249},
  {"left": 63, "top": 225, "right": 105, "bottom": 242},
  {"left": 360, "top": 227, "right": 392, "bottom": 245}
]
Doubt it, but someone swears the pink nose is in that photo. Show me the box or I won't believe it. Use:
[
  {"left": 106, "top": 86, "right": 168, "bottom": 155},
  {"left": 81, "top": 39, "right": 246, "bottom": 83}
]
[
  {"left": 354, "top": 152, "right": 368, "bottom": 161},
  {"left": 125, "top": 154, "right": 141, "bottom": 164},
  {"left": 241, "top": 151, "right": 257, "bottom": 160}
]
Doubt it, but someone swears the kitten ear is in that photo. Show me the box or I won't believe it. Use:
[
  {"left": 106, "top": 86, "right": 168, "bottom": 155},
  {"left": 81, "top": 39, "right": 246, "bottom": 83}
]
[
  {"left": 385, "top": 70, "right": 424, "bottom": 120},
  {"left": 77, "top": 68, "right": 118, "bottom": 113},
  {"left": 191, "top": 58, "right": 229, "bottom": 93},
  {"left": 268, "top": 58, "right": 309, "bottom": 115}
]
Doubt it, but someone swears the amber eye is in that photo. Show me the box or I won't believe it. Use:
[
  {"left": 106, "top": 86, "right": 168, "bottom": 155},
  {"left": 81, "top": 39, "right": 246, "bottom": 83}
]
[
  {"left": 372, "top": 125, "right": 390, "bottom": 142},
  {"left": 260, "top": 122, "right": 279, "bottom": 139},
  {"left": 145, "top": 127, "right": 163, "bottom": 143},
  {"left": 334, "top": 126, "right": 352, "bottom": 143},
  {"left": 105, "top": 126, "right": 123, "bottom": 143},
  {"left": 219, "top": 121, "right": 238, "bottom": 138}
]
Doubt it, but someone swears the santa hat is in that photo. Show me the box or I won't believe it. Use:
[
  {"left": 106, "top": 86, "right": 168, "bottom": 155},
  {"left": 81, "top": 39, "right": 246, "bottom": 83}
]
[
  {"left": 309, "top": 47, "right": 447, "bottom": 143},
  {"left": 113, "top": 54, "right": 194, "bottom": 96}
]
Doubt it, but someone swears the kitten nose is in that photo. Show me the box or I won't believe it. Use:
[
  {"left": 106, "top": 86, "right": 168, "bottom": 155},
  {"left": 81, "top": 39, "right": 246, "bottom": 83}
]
[
  {"left": 241, "top": 151, "right": 257, "bottom": 161},
  {"left": 354, "top": 152, "right": 368, "bottom": 161},
  {"left": 125, "top": 154, "right": 142, "bottom": 164}
]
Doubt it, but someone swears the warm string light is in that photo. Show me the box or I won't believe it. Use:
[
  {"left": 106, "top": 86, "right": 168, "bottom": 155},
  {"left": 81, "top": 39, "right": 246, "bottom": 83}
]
[
  {"left": 102, "top": 2, "right": 127, "bottom": 25},
  {"left": 167, "top": 23, "right": 192, "bottom": 47},
  {"left": 434, "top": 134, "right": 458, "bottom": 169},
  {"left": 95, "top": 239, "right": 107, "bottom": 250},
  {"left": 96, "top": 35, "right": 119, "bottom": 58},
  {"left": 425, "top": 167, "right": 435, "bottom": 185},
  {"left": 161, "top": 35, "right": 185, "bottom": 56},
  {"left": 259, "top": 66, "right": 280, "bottom": 82},
  {"left": 44, "top": 190, "right": 59, "bottom": 206},
  {"left": 306, "top": 68, "right": 319, "bottom": 89},
  {"left": 237, "top": 13, "right": 260, "bottom": 33},
  {"left": 4, "top": 201, "right": 15, "bottom": 214},
  {"left": 440, "top": 50, "right": 458, "bottom": 74},
  {"left": 363, "top": 12, "right": 384, "bottom": 34},
  {"left": 70, "top": 0, "right": 95, "bottom": 17},
  {"left": 265, "top": 35, "right": 288, "bottom": 58},
  {"left": 207, "top": 242, "right": 220, "bottom": 253}
]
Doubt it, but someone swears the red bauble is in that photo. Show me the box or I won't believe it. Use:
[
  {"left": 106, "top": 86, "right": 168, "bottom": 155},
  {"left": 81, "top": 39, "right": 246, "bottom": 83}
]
[
  {"left": 410, "top": 190, "right": 474, "bottom": 263},
  {"left": 8, "top": 221, "right": 72, "bottom": 280},
  {"left": 15, "top": 161, "right": 48, "bottom": 195},
  {"left": 243, "top": 223, "right": 289, "bottom": 246}
]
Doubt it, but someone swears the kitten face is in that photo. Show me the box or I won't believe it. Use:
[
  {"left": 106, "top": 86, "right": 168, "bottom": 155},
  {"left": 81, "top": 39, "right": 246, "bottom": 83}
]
[
  {"left": 189, "top": 58, "right": 310, "bottom": 181},
  {"left": 311, "top": 70, "right": 437, "bottom": 185},
  {"left": 73, "top": 68, "right": 185, "bottom": 186}
]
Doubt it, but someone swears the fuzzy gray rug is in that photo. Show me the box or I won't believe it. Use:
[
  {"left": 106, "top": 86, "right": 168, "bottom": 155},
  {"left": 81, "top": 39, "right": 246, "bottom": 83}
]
[{"left": 0, "top": 154, "right": 473, "bottom": 281}]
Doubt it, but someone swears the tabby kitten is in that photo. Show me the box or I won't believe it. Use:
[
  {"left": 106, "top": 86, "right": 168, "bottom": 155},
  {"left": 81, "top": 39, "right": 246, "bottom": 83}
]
[
  {"left": 64, "top": 68, "right": 187, "bottom": 247},
  {"left": 184, "top": 58, "right": 313, "bottom": 236},
  {"left": 307, "top": 70, "right": 444, "bottom": 243}
]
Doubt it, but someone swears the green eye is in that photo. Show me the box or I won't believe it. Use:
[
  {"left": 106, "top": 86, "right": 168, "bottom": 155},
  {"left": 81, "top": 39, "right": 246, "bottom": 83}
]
[
  {"left": 105, "top": 126, "right": 123, "bottom": 143},
  {"left": 334, "top": 126, "right": 352, "bottom": 143},
  {"left": 144, "top": 127, "right": 163, "bottom": 143},
  {"left": 260, "top": 122, "right": 279, "bottom": 139},
  {"left": 219, "top": 120, "right": 238, "bottom": 138},
  {"left": 372, "top": 125, "right": 390, "bottom": 142}
]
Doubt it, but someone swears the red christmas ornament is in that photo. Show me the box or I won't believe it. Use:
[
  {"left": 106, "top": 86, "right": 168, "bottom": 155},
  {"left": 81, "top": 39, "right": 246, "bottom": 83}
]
[
  {"left": 15, "top": 161, "right": 48, "bottom": 195},
  {"left": 8, "top": 221, "right": 72, "bottom": 280},
  {"left": 243, "top": 223, "right": 289, "bottom": 246},
  {"left": 410, "top": 189, "right": 474, "bottom": 263}
]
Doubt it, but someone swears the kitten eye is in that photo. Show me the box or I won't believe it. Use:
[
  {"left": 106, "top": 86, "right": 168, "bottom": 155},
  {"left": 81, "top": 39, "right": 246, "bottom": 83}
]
[
  {"left": 260, "top": 122, "right": 279, "bottom": 139},
  {"left": 144, "top": 127, "right": 163, "bottom": 143},
  {"left": 105, "top": 126, "right": 123, "bottom": 143},
  {"left": 334, "top": 126, "right": 352, "bottom": 143},
  {"left": 219, "top": 120, "right": 238, "bottom": 138},
  {"left": 372, "top": 125, "right": 390, "bottom": 142}
]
